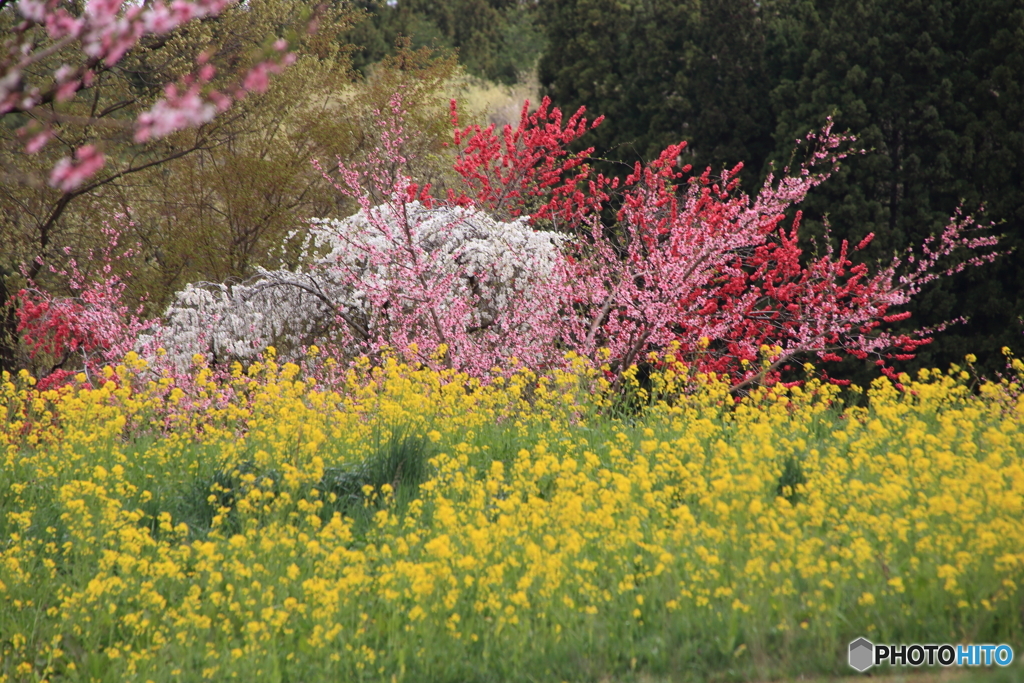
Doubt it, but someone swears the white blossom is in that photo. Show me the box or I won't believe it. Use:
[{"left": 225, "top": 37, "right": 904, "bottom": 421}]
[{"left": 154, "top": 201, "right": 565, "bottom": 366}]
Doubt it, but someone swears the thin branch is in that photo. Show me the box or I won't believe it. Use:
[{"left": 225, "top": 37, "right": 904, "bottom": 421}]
[
  {"left": 584, "top": 292, "right": 615, "bottom": 350},
  {"left": 27, "top": 136, "right": 214, "bottom": 279},
  {"left": 249, "top": 278, "right": 370, "bottom": 342}
]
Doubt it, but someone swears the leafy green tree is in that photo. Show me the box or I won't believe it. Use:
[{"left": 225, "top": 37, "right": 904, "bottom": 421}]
[
  {"left": 124, "top": 44, "right": 463, "bottom": 315},
  {"left": 0, "top": 0, "right": 467, "bottom": 373},
  {"left": 344, "top": 0, "right": 544, "bottom": 84},
  {"left": 0, "top": 0, "right": 345, "bottom": 368}
]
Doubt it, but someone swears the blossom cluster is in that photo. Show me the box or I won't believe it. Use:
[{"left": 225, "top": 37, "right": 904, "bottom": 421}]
[
  {"left": 15, "top": 93, "right": 1000, "bottom": 393},
  {"left": 159, "top": 201, "right": 565, "bottom": 374},
  {"left": 3, "top": 0, "right": 298, "bottom": 189}
]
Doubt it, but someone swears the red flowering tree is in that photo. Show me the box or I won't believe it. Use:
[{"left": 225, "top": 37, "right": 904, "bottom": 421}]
[
  {"left": 14, "top": 218, "right": 153, "bottom": 388},
  {"left": 13, "top": 93, "right": 1000, "bottom": 393},
  {"left": 448, "top": 100, "right": 1001, "bottom": 389}
]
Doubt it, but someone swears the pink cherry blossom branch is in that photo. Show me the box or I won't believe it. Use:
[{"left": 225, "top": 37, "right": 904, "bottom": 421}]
[{"left": 3, "top": 0, "right": 303, "bottom": 191}]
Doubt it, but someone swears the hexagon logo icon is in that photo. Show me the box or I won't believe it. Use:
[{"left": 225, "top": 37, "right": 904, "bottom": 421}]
[{"left": 849, "top": 637, "right": 874, "bottom": 672}]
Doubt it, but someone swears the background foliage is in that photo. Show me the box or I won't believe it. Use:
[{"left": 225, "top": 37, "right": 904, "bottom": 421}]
[{"left": 343, "top": 0, "right": 545, "bottom": 84}]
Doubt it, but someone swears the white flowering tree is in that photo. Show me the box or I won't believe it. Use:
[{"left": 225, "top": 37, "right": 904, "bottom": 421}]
[{"left": 160, "top": 199, "right": 566, "bottom": 374}]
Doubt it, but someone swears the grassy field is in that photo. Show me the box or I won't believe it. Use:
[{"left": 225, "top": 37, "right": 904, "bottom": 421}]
[{"left": 2, "top": 352, "right": 1023, "bottom": 681}]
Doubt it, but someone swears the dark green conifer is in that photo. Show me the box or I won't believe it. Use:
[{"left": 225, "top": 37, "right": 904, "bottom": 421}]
[{"left": 538, "top": 0, "right": 1024, "bottom": 376}]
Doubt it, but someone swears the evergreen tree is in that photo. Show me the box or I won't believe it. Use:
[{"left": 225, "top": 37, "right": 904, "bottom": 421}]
[
  {"left": 343, "top": 1, "right": 453, "bottom": 74},
  {"left": 538, "top": 0, "right": 774, "bottom": 187},
  {"left": 765, "top": 0, "right": 1024, "bottom": 376}
]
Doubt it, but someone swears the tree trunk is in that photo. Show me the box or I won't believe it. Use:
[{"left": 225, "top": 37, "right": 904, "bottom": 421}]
[{"left": 0, "top": 271, "right": 18, "bottom": 375}]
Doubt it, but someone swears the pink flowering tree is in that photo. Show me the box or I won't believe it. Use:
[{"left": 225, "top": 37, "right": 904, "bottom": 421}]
[
  {"left": 18, "top": 91, "right": 997, "bottom": 392},
  {"left": 1, "top": 0, "right": 302, "bottom": 191},
  {"left": 159, "top": 94, "right": 568, "bottom": 376},
  {"left": 561, "top": 132, "right": 999, "bottom": 389}
]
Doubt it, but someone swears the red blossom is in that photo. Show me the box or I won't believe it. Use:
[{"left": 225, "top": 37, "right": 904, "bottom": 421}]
[
  {"left": 14, "top": 216, "right": 154, "bottom": 385},
  {"left": 444, "top": 104, "right": 1001, "bottom": 389}
]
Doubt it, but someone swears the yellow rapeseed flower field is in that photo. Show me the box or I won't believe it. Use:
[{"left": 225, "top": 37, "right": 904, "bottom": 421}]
[{"left": 1, "top": 351, "right": 1023, "bottom": 681}]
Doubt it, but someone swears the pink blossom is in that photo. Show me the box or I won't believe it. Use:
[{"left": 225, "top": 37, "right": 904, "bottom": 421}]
[
  {"left": 44, "top": 9, "right": 83, "bottom": 39},
  {"left": 25, "top": 129, "right": 52, "bottom": 153},
  {"left": 54, "top": 78, "right": 79, "bottom": 102},
  {"left": 243, "top": 63, "right": 270, "bottom": 93},
  {"left": 142, "top": 3, "right": 178, "bottom": 33},
  {"left": 134, "top": 85, "right": 217, "bottom": 141},
  {"left": 17, "top": 0, "right": 49, "bottom": 23},
  {"left": 6, "top": 0, "right": 302, "bottom": 185},
  {"left": 48, "top": 144, "right": 105, "bottom": 192},
  {"left": 85, "top": 0, "right": 125, "bottom": 23}
]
